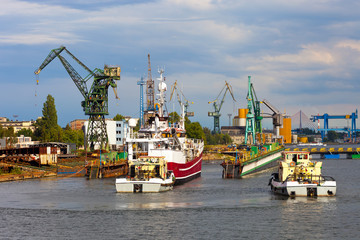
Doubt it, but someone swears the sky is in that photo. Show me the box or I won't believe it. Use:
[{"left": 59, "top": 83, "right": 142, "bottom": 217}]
[{"left": 1, "top": 0, "right": 360, "bottom": 130}]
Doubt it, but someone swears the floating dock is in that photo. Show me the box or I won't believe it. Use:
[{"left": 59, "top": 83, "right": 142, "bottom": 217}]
[{"left": 221, "top": 143, "right": 284, "bottom": 178}]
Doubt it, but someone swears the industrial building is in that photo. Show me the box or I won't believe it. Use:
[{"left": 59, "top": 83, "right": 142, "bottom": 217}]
[{"left": 69, "top": 119, "right": 87, "bottom": 131}]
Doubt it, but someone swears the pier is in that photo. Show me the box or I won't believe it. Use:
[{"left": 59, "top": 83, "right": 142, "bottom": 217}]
[{"left": 286, "top": 146, "right": 360, "bottom": 159}]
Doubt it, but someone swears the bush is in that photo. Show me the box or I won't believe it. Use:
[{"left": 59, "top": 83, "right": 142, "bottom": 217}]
[{"left": 10, "top": 167, "right": 22, "bottom": 175}]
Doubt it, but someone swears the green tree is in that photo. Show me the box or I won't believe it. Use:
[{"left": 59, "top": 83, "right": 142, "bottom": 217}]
[
  {"left": 0, "top": 126, "right": 17, "bottom": 147},
  {"left": 62, "top": 124, "right": 84, "bottom": 148},
  {"left": 34, "top": 94, "right": 62, "bottom": 142},
  {"left": 327, "top": 131, "right": 339, "bottom": 142},
  {"left": 185, "top": 121, "right": 205, "bottom": 140},
  {"left": 16, "top": 128, "right": 34, "bottom": 138},
  {"left": 169, "top": 112, "right": 181, "bottom": 124},
  {"left": 113, "top": 114, "right": 125, "bottom": 121},
  {"left": 0, "top": 125, "right": 4, "bottom": 138}
]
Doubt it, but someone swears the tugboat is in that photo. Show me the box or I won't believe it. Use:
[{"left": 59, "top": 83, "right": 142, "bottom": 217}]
[
  {"left": 115, "top": 156, "right": 175, "bottom": 193},
  {"left": 269, "top": 151, "right": 336, "bottom": 197}
]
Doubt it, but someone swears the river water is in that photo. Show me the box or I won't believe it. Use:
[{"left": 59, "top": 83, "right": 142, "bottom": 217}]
[{"left": 0, "top": 160, "right": 359, "bottom": 239}]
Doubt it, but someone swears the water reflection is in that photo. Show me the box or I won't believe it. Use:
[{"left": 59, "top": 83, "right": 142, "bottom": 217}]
[
  {"left": 275, "top": 194, "right": 338, "bottom": 238},
  {"left": 116, "top": 201, "right": 204, "bottom": 210}
]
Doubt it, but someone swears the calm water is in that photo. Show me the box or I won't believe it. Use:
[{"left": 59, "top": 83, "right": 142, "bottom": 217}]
[{"left": 0, "top": 160, "right": 359, "bottom": 239}]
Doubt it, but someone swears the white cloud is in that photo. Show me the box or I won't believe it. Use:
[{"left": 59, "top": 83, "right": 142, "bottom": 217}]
[
  {"left": 336, "top": 40, "right": 360, "bottom": 52},
  {"left": 166, "top": 0, "right": 215, "bottom": 10},
  {"left": 0, "top": 33, "right": 84, "bottom": 45}
]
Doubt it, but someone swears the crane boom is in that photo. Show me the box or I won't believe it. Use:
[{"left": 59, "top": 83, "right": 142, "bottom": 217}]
[
  {"left": 57, "top": 55, "right": 89, "bottom": 98},
  {"left": 34, "top": 46, "right": 65, "bottom": 75}
]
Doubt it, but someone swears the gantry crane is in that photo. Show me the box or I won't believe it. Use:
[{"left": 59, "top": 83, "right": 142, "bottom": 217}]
[
  {"left": 34, "top": 46, "right": 120, "bottom": 150},
  {"left": 311, "top": 110, "right": 358, "bottom": 142},
  {"left": 208, "top": 81, "right": 236, "bottom": 134},
  {"left": 170, "top": 80, "right": 194, "bottom": 118}
]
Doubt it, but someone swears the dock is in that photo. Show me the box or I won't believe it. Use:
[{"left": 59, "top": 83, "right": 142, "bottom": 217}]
[{"left": 286, "top": 146, "right": 360, "bottom": 159}]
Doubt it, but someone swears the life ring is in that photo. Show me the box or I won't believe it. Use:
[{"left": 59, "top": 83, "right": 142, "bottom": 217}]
[
  {"left": 154, "top": 103, "right": 160, "bottom": 111},
  {"left": 313, "top": 181, "right": 319, "bottom": 185},
  {"left": 290, "top": 162, "right": 296, "bottom": 167}
]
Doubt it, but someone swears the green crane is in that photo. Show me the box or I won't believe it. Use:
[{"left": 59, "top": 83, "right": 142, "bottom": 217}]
[
  {"left": 34, "top": 46, "right": 121, "bottom": 150},
  {"left": 245, "top": 76, "right": 262, "bottom": 144},
  {"left": 208, "top": 81, "right": 236, "bottom": 134}
]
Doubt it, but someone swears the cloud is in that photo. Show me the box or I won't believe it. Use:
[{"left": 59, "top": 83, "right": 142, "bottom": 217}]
[
  {"left": 0, "top": 33, "right": 84, "bottom": 45},
  {"left": 1, "top": 0, "right": 360, "bottom": 128}
]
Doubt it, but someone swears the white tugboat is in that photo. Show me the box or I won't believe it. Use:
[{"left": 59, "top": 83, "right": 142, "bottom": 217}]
[
  {"left": 269, "top": 151, "right": 336, "bottom": 197},
  {"left": 116, "top": 156, "right": 175, "bottom": 193}
]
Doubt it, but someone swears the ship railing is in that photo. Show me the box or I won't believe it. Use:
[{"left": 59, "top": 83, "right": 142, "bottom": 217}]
[
  {"left": 284, "top": 174, "right": 332, "bottom": 185},
  {"left": 238, "top": 145, "right": 283, "bottom": 164},
  {"left": 184, "top": 138, "right": 204, "bottom": 149}
]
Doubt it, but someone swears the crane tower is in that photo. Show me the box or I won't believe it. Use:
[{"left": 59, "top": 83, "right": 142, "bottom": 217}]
[{"left": 34, "top": 46, "right": 120, "bottom": 150}]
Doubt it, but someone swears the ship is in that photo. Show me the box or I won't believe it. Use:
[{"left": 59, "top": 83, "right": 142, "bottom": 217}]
[
  {"left": 116, "top": 156, "right": 175, "bottom": 193},
  {"left": 269, "top": 151, "right": 336, "bottom": 197},
  {"left": 221, "top": 143, "right": 284, "bottom": 178},
  {"left": 126, "top": 70, "right": 204, "bottom": 185}
]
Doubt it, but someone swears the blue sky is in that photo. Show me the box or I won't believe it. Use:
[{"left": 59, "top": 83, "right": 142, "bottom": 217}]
[{"left": 1, "top": 0, "right": 360, "bottom": 130}]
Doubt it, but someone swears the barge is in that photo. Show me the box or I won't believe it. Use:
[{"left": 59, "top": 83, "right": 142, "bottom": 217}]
[{"left": 221, "top": 143, "right": 284, "bottom": 178}]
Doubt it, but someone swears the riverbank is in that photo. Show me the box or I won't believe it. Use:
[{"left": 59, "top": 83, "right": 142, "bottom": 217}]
[{"left": 0, "top": 163, "right": 57, "bottom": 182}]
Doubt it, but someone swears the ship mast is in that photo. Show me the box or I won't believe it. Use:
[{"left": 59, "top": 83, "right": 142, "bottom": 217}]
[{"left": 156, "top": 69, "right": 166, "bottom": 118}]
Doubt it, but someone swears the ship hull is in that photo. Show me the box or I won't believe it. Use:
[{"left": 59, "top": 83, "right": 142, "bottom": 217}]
[
  {"left": 222, "top": 149, "right": 282, "bottom": 178},
  {"left": 115, "top": 178, "right": 174, "bottom": 193},
  {"left": 269, "top": 178, "right": 336, "bottom": 197},
  {"left": 167, "top": 153, "right": 202, "bottom": 185}
]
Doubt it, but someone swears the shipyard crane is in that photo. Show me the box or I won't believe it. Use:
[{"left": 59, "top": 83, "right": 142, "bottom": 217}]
[
  {"left": 311, "top": 110, "right": 358, "bottom": 142},
  {"left": 143, "top": 54, "right": 155, "bottom": 127},
  {"left": 34, "top": 46, "right": 121, "bottom": 150},
  {"left": 170, "top": 80, "right": 194, "bottom": 118},
  {"left": 208, "top": 81, "right": 236, "bottom": 134},
  {"left": 244, "top": 76, "right": 263, "bottom": 145},
  {"left": 261, "top": 99, "right": 283, "bottom": 139}
]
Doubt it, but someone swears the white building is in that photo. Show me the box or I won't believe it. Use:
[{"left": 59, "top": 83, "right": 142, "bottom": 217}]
[
  {"left": 0, "top": 135, "right": 39, "bottom": 149},
  {"left": 84, "top": 119, "right": 135, "bottom": 150}
]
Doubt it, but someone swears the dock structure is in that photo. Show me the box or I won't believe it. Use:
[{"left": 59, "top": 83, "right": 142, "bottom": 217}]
[
  {"left": 0, "top": 142, "right": 67, "bottom": 166},
  {"left": 285, "top": 146, "right": 360, "bottom": 159}
]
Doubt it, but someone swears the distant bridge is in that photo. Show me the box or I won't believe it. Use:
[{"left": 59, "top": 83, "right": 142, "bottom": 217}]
[{"left": 291, "top": 110, "right": 318, "bottom": 131}]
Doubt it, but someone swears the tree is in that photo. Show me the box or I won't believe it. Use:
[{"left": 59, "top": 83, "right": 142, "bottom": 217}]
[
  {"left": 327, "top": 131, "right": 339, "bottom": 142},
  {"left": 113, "top": 114, "right": 125, "bottom": 121},
  {"left": 16, "top": 128, "right": 34, "bottom": 138},
  {"left": 185, "top": 121, "right": 205, "bottom": 140},
  {"left": 168, "top": 112, "right": 180, "bottom": 124},
  {"left": 34, "top": 94, "right": 62, "bottom": 142},
  {"left": 62, "top": 124, "right": 84, "bottom": 148},
  {"left": 202, "top": 127, "right": 232, "bottom": 145}
]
